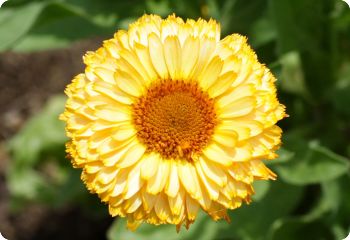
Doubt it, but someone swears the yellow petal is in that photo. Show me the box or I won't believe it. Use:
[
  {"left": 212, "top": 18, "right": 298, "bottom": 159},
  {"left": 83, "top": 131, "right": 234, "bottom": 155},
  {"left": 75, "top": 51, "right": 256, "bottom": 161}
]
[
  {"left": 168, "top": 188, "right": 185, "bottom": 216},
  {"left": 195, "top": 161, "right": 219, "bottom": 200},
  {"left": 118, "top": 48, "right": 152, "bottom": 86},
  {"left": 203, "top": 143, "right": 233, "bottom": 166},
  {"left": 155, "top": 193, "right": 171, "bottom": 221},
  {"left": 96, "top": 167, "right": 119, "bottom": 184},
  {"left": 93, "top": 67, "right": 115, "bottom": 84},
  {"left": 140, "top": 154, "right": 160, "bottom": 180},
  {"left": 148, "top": 33, "right": 168, "bottom": 79},
  {"left": 134, "top": 42, "right": 158, "bottom": 81},
  {"left": 94, "top": 105, "right": 131, "bottom": 123},
  {"left": 165, "top": 161, "right": 180, "bottom": 198},
  {"left": 92, "top": 81, "right": 134, "bottom": 105},
  {"left": 147, "top": 159, "right": 170, "bottom": 194},
  {"left": 198, "top": 56, "right": 223, "bottom": 90},
  {"left": 125, "top": 193, "right": 142, "bottom": 213},
  {"left": 116, "top": 142, "right": 146, "bottom": 168},
  {"left": 178, "top": 162, "right": 201, "bottom": 199},
  {"left": 217, "top": 84, "right": 255, "bottom": 108},
  {"left": 198, "top": 156, "right": 227, "bottom": 187},
  {"left": 212, "top": 125, "right": 238, "bottom": 149},
  {"left": 163, "top": 36, "right": 181, "bottom": 80},
  {"left": 110, "top": 169, "right": 129, "bottom": 197},
  {"left": 208, "top": 71, "right": 237, "bottom": 98},
  {"left": 115, "top": 69, "right": 144, "bottom": 97},
  {"left": 142, "top": 190, "right": 157, "bottom": 212},
  {"left": 186, "top": 195, "right": 199, "bottom": 221},
  {"left": 112, "top": 123, "right": 137, "bottom": 141},
  {"left": 181, "top": 36, "right": 199, "bottom": 80},
  {"left": 191, "top": 37, "right": 216, "bottom": 79},
  {"left": 124, "top": 162, "right": 144, "bottom": 199},
  {"left": 219, "top": 96, "right": 255, "bottom": 119}
]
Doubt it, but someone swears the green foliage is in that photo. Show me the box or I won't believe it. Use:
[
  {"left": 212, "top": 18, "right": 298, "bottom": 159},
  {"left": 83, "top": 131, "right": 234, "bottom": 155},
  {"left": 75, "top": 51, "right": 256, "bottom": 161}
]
[{"left": 4, "top": 0, "right": 350, "bottom": 239}]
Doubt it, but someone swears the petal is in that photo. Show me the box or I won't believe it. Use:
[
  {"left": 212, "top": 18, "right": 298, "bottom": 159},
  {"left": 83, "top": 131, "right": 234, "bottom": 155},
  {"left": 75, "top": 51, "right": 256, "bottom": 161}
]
[
  {"left": 217, "top": 84, "right": 255, "bottom": 108},
  {"left": 163, "top": 36, "right": 182, "bottom": 80},
  {"left": 110, "top": 169, "right": 129, "bottom": 197},
  {"left": 212, "top": 125, "right": 238, "bottom": 149},
  {"left": 147, "top": 159, "right": 170, "bottom": 194},
  {"left": 178, "top": 162, "right": 201, "bottom": 200},
  {"left": 155, "top": 193, "right": 171, "bottom": 221},
  {"left": 148, "top": 33, "right": 168, "bottom": 79},
  {"left": 116, "top": 142, "right": 146, "bottom": 168},
  {"left": 203, "top": 143, "right": 233, "bottom": 166},
  {"left": 208, "top": 71, "right": 237, "bottom": 98},
  {"left": 198, "top": 156, "right": 227, "bottom": 187},
  {"left": 112, "top": 123, "right": 137, "bottom": 142},
  {"left": 115, "top": 70, "right": 144, "bottom": 97},
  {"left": 186, "top": 195, "right": 199, "bottom": 221},
  {"left": 181, "top": 36, "right": 199, "bottom": 80},
  {"left": 195, "top": 161, "right": 220, "bottom": 200},
  {"left": 165, "top": 161, "right": 180, "bottom": 198},
  {"left": 219, "top": 96, "right": 255, "bottom": 119},
  {"left": 124, "top": 162, "right": 144, "bottom": 199},
  {"left": 197, "top": 56, "right": 223, "bottom": 90},
  {"left": 140, "top": 154, "right": 160, "bottom": 180}
]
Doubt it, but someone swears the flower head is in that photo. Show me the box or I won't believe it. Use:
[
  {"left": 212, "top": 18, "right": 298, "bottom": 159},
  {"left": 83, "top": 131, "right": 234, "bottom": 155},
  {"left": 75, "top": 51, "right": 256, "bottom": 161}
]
[{"left": 60, "top": 14, "right": 286, "bottom": 230}]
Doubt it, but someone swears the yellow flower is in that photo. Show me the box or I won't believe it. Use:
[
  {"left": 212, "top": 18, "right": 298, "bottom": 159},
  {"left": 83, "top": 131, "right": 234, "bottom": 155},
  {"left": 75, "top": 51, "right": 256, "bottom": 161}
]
[{"left": 60, "top": 14, "right": 286, "bottom": 231}]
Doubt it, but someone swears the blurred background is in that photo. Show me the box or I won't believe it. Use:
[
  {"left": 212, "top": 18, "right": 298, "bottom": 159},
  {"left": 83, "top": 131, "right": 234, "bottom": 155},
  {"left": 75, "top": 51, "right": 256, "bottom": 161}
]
[{"left": 0, "top": 0, "right": 350, "bottom": 239}]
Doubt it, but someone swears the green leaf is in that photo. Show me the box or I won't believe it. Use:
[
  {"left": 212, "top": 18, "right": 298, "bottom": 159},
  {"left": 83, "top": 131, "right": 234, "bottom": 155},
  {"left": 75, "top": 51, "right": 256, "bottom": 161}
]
[
  {"left": 8, "top": 95, "right": 67, "bottom": 165},
  {"left": 7, "top": 95, "right": 68, "bottom": 204},
  {"left": 276, "top": 141, "right": 350, "bottom": 185},
  {"left": 278, "top": 52, "right": 308, "bottom": 97},
  {"left": 269, "top": 0, "right": 336, "bottom": 101},
  {"left": 0, "top": 2, "right": 46, "bottom": 50},
  {"left": 218, "top": 181, "right": 303, "bottom": 240},
  {"left": 268, "top": 218, "right": 334, "bottom": 240}
]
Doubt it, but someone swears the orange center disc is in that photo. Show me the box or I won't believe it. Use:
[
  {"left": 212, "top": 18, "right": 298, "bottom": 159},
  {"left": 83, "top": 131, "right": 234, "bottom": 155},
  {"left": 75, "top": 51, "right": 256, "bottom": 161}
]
[{"left": 132, "top": 80, "right": 217, "bottom": 161}]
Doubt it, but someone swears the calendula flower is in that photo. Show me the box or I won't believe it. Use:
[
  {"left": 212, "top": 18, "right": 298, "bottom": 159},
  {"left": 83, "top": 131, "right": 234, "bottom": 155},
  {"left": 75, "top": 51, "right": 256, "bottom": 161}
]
[{"left": 60, "top": 14, "right": 286, "bottom": 231}]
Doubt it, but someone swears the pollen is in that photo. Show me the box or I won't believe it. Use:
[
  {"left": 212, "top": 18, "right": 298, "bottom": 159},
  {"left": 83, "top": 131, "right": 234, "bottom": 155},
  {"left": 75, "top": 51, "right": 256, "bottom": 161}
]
[{"left": 132, "top": 80, "right": 217, "bottom": 161}]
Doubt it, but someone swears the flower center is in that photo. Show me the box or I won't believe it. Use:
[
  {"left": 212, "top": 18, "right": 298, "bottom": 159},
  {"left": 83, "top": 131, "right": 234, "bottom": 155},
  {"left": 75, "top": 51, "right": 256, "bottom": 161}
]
[{"left": 132, "top": 80, "right": 217, "bottom": 161}]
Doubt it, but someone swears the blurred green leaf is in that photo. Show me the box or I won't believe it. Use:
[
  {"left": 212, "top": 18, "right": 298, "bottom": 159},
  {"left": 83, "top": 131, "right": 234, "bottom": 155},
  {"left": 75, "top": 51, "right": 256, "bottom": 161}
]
[
  {"left": 279, "top": 52, "right": 308, "bottom": 97},
  {"left": 9, "top": 95, "right": 67, "bottom": 165},
  {"left": 276, "top": 141, "right": 350, "bottom": 185},
  {"left": 0, "top": 1, "right": 46, "bottom": 50},
  {"left": 7, "top": 95, "right": 68, "bottom": 204},
  {"left": 268, "top": 218, "right": 334, "bottom": 240},
  {"left": 269, "top": 0, "right": 336, "bottom": 101}
]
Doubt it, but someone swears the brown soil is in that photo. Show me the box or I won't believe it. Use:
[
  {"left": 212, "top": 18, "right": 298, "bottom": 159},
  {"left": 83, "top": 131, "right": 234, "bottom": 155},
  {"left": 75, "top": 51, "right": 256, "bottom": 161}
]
[{"left": 0, "top": 38, "right": 113, "bottom": 240}]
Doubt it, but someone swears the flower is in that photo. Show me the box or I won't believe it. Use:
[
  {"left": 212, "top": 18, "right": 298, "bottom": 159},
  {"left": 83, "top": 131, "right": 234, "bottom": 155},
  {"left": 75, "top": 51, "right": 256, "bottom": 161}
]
[{"left": 60, "top": 14, "right": 286, "bottom": 231}]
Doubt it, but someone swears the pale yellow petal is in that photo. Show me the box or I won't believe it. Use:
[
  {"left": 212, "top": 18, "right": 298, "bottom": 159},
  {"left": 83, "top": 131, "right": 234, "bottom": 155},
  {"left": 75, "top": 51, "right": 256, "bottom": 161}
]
[
  {"left": 140, "top": 154, "right": 160, "bottom": 180},
  {"left": 116, "top": 142, "right": 146, "bottom": 168},
  {"left": 198, "top": 56, "right": 223, "bottom": 90},
  {"left": 178, "top": 162, "right": 201, "bottom": 200},
  {"left": 186, "top": 195, "right": 199, "bottom": 221},
  {"left": 124, "top": 162, "right": 144, "bottom": 199},
  {"left": 115, "top": 70, "right": 144, "bottom": 97},
  {"left": 181, "top": 36, "right": 199, "bottom": 80},
  {"left": 198, "top": 156, "right": 227, "bottom": 187},
  {"left": 219, "top": 96, "right": 255, "bottom": 119},
  {"left": 165, "top": 161, "right": 180, "bottom": 198},
  {"left": 208, "top": 71, "right": 237, "bottom": 98},
  {"left": 163, "top": 36, "right": 181, "bottom": 80},
  {"left": 147, "top": 159, "right": 170, "bottom": 194},
  {"left": 112, "top": 123, "right": 137, "bottom": 142},
  {"left": 148, "top": 33, "right": 168, "bottom": 79},
  {"left": 195, "top": 161, "right": 220, "bottom": 200}
]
